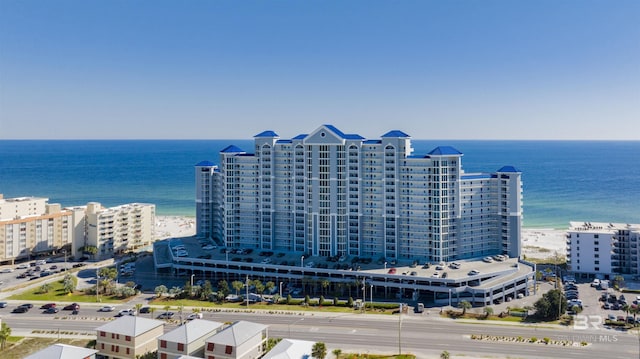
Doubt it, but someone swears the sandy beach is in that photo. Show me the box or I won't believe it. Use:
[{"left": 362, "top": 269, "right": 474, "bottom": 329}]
[
  {"left": 154, "top": 215, "right": 568, "bottom": 260},
  {"left": 154, "top": 215, "right": 196, "bottom": 240}
]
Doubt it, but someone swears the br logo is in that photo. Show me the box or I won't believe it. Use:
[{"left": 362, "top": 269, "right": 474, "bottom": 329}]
[{"left": 573, "top": 315, "right": 603, "bottom": 330}]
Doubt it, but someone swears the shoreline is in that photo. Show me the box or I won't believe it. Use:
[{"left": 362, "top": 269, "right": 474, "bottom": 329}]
[{"left": 154, "top": 215, "right": 567, "bottom": 259}]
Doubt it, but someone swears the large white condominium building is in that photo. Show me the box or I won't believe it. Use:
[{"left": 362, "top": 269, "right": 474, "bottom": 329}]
[
  {"left": 567, "top": 221, "right": 640, "bottom": 277},
  {"left": 195, "top": 125, "right": 522, "bottom": 263},
  {"left": 0, "top": 194, "right": 80, "bottom": 264},
  {"left": 0, "top": 194, "right": 155, "bottom": 263},
  {"left": 83, "top": 202, "right": 155, "bottom": 260}
]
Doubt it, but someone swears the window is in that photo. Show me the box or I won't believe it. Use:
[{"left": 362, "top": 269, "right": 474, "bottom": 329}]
[
  {"left": 161, "top": 340, "right": 167, "bottom": 348},
  {"left": 160, "top": 353, "right": 167, "bottom": 359},
  {"left": 178, "top": 343, "right": 185, "bottom": 351},
  {"left": 226, "top": 345, "right": 233, "bottom": 354},
  {"left": 125, "top": 335, "right": 131, "bottom": 341},
  {"left": 126, "top": 348, "right": 130, "bottom": 355},
  {"left": 100, "top": 331, "right": 105, "bottom": 337},
  {"left": 207, "top": 343, "right": 214, "bottom": 351},
  {"left": 101, "top": 343, "right": 104, "bottom": 350}
]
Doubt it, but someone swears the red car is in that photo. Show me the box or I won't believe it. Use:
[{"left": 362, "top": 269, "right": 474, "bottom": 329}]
[
  {"left": 388, "top": 268, "right": 397, "bottom": 274},
  {"left": 40, "top": 303, "right": 56, "bottom": 309}
]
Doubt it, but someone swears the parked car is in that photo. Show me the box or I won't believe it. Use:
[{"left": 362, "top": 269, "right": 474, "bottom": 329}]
[
  {"left": 186, "top": 312, "right": 203, "bottom": 320},
  {"left": 116, "top": 309, "right": 136, "bottom": 317},
  {"left": 468, "top": 270, "right": 480, "bottom": 276},
  {"left": 157, "top": 311, "right": 174, "bottom": 319},
  {"left": 591, "top": 279, "right": 601, "bottom": 287},
  {"left": 139, "top": 306, "right": 151, "bottom": 314},
  {"left": 387, "top": 268, "right": 396, "bottom": 274},
  {"left": 0, "top": 302, "right": 7, "bottom": 308},
  {"left": 99, "top": 306, "right": 116, "bottom": 312}
]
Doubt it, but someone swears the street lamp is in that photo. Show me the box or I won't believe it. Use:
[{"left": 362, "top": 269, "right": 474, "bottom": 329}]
[
  {"left": 384, "top": 262, "right": 387, "bottom": 271},
  {"left": 449, "top": 289, "right": 452, "bottom": 307},
  {"left": 191, "top": 274, "right": 195, "bottom": 296},
  {"left": 370, "top": 284, "right": 373, "bottom": 312},
  {"left": 301, "top": 256, "right": 304, "bottom": 268},
  {"left": 279, "top": 281, "right": 283, "bottom": 299}
]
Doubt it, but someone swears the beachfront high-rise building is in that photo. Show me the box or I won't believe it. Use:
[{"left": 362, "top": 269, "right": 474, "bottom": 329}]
[
  {"left": 83, "top": 202, "right": 156, "bottom": 260},
  {"left": 0, "top": 194, "right": 155, "bottom": 263},
  {"left": 195, "top": 125, "right": 522, "bottom": 263},
  {"left": 0, "top": 194, "right": 78, "bottom": 264},
  {"left": 566, "top": 221, "right": 640, "bottom": 277}
]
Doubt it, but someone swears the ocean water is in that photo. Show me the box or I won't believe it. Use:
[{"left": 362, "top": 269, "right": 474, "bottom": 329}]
[{"left": 1, "top": 140, "right": 638, "bottom": 229}]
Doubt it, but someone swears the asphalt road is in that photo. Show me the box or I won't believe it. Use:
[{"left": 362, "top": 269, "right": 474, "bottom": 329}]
[{"left": 2, "top": 307, "right": 638, "bottom": 358}]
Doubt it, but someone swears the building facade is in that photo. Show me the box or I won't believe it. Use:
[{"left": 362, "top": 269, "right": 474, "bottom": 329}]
[
  {"left": 95, "top": 316, "right": 164, "bottom": 359},
  {"left": 84, "top": 202, "right": 156, "bottom": 259},
  {"left": 195, "top": 125, "right": 522, "bottom": 263},
  {"left": 157, "top": 319, "right": 225, "bottom": 359},
  {"left": 0, "top": 195, "right": 81, "bottom": 264},
  {"left": 204, "top": 321, "right": 268, "bottom": 359},
  {"left": 0, "top": 195, "right": 156, "bottom": 264},
  {"left": 567, "top": 221, "right": 640, "bottom": 277}
]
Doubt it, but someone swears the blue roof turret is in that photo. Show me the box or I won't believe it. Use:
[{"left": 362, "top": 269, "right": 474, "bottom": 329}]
[
  {"left": 428, "top": 146, "right": 463, "bottom": 155},
  {"left": 382, "top": 130, "right": 410, "bottom": 138},
  {"left": 254, "top": 130, "right": 279, "bottom": 137},
  {"left": 497, "top": 165, "right": 521, "bottom": 173},
  {"left": 220, "top": 145, "right": 245, "bottom": 153},
  {"left": 195, "top": 160, "right": 215, "bottom": 166}
]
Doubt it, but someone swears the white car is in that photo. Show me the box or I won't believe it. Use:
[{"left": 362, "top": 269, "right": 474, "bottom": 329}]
[
  {"left": 117, "top": 309, "right": 136, "bottom": 316},
  {"left": 99, "top": 306, "right": 116, "bottom": 312},
  {"left": 482, "top": 257, "right": 494, "bottom": 263},
  {"left": 186, "top": 312, "right": 203, "bottom": 320},
  {"left": 432, "top": 272, "right": 440, "bottom": 278},
  {"left": 468, "top": 270, "right": 480, "bottom": 276},
  {"left": 16, "top": 264, "right": 29, "bottom": 269},
  {"left": 202, "top": 245, "right": 216, "bottom": 250},
  {"left": 0, "top": 268, "right": 14, "bottom": 273}
]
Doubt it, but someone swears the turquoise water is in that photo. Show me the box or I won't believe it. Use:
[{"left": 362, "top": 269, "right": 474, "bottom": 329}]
[{"left": 1, "top": 140, "right": 638, "bottom": 229}]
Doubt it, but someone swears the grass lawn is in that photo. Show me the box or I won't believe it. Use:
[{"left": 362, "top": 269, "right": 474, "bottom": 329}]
[
  {"left": 338, "top": 354, "right": 416, "bottom": 359},
  {"left": 148, "top": 296, "right": 397, "bottom": 314},
  {"left": 2, "top": 337, "right": 94, "bottom": 359},
  {"left": 8, "top": 277, "right": 129, "bottom": 304}
]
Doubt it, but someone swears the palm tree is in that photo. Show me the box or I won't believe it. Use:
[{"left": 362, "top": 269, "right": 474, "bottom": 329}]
[
  {"left": 483, "top": 306, "right": 494, "bottom": 318},
  {"left": 622, "top": 303, "right": 630, "bottom": 318},
  {"left": 232, "top": 280, "right": 244, "bottom": 295},
  {"left": 321, "top": 279, "right": 330, "bottom": 296},
  {"left": 155, "top": 285, "right": 167, "bottom": 298},
  {"left": 0, "top": 323, "right": 11, "bottom": 350},
  {"left": 440, "top": 350, "right": 450, "bottom": 359},
  {"left": 458, "top": 300, "right": 472, "bottom": 315},
  {"left": 332, "top": 348, "right": 342, "bottom": 359},
  {"left": 311, "top": 342, "right": 327, "bottom": 359},
  {"left": 134, "top": 303, "right": 143, "bottom": 316},
  {"left": 149, "top": 307, "right": 157, "bottom": 319}
]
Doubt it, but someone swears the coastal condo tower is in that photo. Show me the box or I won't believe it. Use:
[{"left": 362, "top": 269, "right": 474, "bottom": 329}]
[{"left": 196, "top": 125, "right": 522, "bottom": 263}]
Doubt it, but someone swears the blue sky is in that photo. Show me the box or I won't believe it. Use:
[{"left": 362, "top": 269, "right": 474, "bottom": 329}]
[{"left": 1, "top": 0, "right": 638, "bottom": 140}]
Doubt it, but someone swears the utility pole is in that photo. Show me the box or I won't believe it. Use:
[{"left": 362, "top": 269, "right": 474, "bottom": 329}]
[
  {"left": 96, "top": 268, "right": 100, "bottom": 302},
  {"left": 398, "top": 303, "right": 402, "bottom": 355}
]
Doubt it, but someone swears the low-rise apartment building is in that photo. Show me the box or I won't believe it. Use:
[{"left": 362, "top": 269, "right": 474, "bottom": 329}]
[
  {"left": 567, "top": 221, "right": 640, "bottom": 277},
  {"left": 157, "top": 319, "right": 225, "bottom": 359},
  {"left": 204, "top": 321, "right": 268, "bottom": 359},
  {"left": 95, "top": 315, "right": 165, "bottom": 359}
]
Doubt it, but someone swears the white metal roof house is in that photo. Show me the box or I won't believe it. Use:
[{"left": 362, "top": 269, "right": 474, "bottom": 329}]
[
  {"left": 95, "top": 315, "right": 165, "bottom": 359},
  {"left": 262, "top": 339, "right": 314, "bottom": 359},
  {"left": 157, "top": 319, "right": 225, "bottom": 359},
  {"left": 204, "top": 320, "right": 268, "bottom": 359},
  {"left": 25, "top": 344, "right": 98, "bottom": 359}
]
